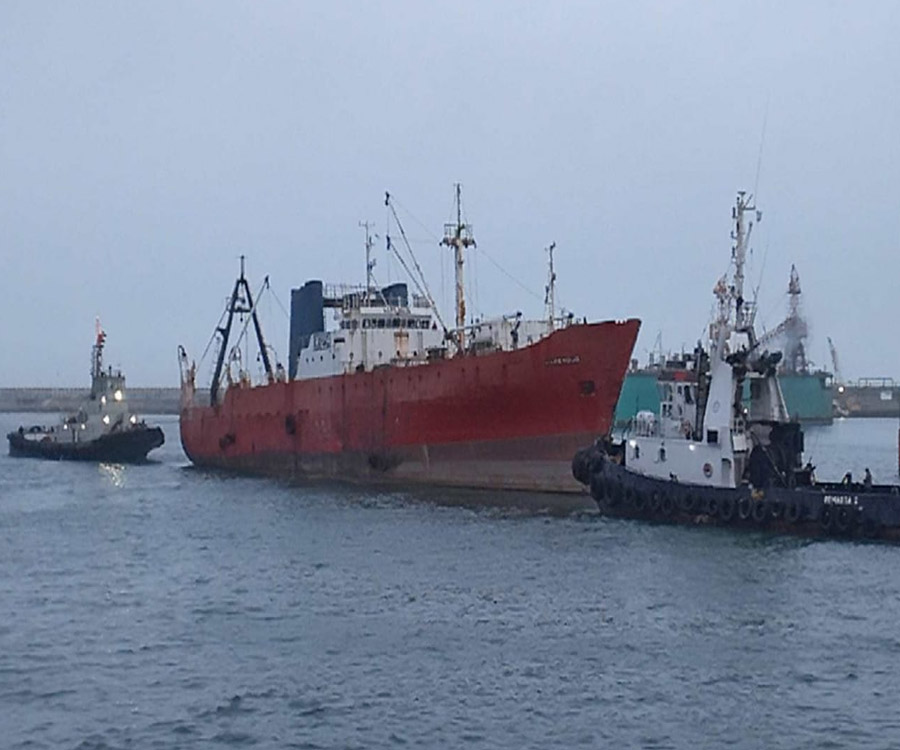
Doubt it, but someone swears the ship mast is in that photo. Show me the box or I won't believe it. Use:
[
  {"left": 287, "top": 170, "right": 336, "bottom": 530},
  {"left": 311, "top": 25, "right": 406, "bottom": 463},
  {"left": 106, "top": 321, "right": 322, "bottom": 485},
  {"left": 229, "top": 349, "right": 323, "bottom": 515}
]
[
  {"left": 359, "top": 220, "right": 377, "bottom": 303},
  {"left": 90, "top": 317, "right": 107, "bottom": 398},
  {"left": 441, "top": 183, "right": 476, "bottom": 350},
  {"left": 730, "top": 190, "right": 760, "bottom": 330},
  {"left": 209, "top": 256, "right": 273, "bottom": 406},
  {"left": 545, "top": 241, "right": 557, "bottom": 330}
]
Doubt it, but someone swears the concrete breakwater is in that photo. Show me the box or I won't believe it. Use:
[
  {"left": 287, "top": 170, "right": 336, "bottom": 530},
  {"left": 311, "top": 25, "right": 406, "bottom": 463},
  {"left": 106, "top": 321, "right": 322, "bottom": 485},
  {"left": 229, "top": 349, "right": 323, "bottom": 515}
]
[{"left": 0, "top": 388, "right": 181, "bottom": 415}]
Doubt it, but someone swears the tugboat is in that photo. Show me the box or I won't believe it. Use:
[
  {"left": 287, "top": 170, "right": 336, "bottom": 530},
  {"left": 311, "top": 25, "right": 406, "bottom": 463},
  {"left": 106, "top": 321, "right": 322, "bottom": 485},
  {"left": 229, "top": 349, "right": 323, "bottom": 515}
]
[
  {"left": 7, "top": 322, "right": 165, "bottom": 462},
  {"left": 572, "top": 192, "right": 900, "bottom": 541}
]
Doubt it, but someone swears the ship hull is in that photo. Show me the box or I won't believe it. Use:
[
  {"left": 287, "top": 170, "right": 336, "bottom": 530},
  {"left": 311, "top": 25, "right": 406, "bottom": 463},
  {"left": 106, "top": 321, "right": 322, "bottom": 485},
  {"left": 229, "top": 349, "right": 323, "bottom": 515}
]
[
  {"left": 180, "top": 320, "right": 640, "bottom": 493},
  {"left": 7, "top": 426, "right": 165, "bottom": 463}
]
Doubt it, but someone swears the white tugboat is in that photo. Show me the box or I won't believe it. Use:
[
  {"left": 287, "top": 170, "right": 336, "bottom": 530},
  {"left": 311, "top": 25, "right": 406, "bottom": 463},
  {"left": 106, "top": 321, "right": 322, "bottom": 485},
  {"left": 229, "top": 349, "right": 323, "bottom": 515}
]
[
  {"left": 573, "top": 192, "right": 900, "bottom": 540},
  {"left": 7, "top": 322, "right": 164, "bottom": 462}
]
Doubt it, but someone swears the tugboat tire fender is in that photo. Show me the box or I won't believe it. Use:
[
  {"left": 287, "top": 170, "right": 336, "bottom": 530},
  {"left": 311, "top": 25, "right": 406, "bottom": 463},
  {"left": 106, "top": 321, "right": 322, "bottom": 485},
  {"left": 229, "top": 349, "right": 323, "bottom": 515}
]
[
  {"left": 834, "top": 505, "right": 855, "bottom": 534},
  {"left": 624, "top": 487, "right": 636, "bottom": 508},
  {"left": 608, "top": 482, "right": 623, "bottom": 508},
  {"left": 706, "top": 497, "right": 719, "bottom": 516},
  {"left": 680, "top": 494, "right": 697, "bottom": 513},
  {"left": 589, "top": 472, "right": 606, "bottom": 501},
  {"left": 785, "top": 500, "right": 803, "bottom": 523},
  {"left": 751, "top": 499, "right": 769, "bottom": 524},
  {"left": 572, "top": 449, "right": 590, "bottom": 485},
  {"left": 649, "top": 491, "right": 662, "bottom": 513},
  {"left": 633, "top": 489, "right": 648, "bottom": 512},
  {"left": 770, "top": 500, "right": 785, "bottom": 520},
  {"left": 861, "top": 514, "right": 880, "bottom": 538},
  {"left": 717, "top": 497, "right": 736, "bottom": 522},
  {"left": 661, "top": 494, "right": 675, "bottom": 517},
  {"left": 820, "top": 504, "right": 834, "bottom": 532},
  {"left": 738, "top": 497, "right": 753, "bottom": 521}
]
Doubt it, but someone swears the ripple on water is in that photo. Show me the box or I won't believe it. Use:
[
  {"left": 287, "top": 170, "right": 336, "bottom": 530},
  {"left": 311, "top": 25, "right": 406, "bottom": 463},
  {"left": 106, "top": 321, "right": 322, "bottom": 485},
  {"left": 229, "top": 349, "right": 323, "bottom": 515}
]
[{"left": 3, "top": 415, "right": 900, "bottom": 749}]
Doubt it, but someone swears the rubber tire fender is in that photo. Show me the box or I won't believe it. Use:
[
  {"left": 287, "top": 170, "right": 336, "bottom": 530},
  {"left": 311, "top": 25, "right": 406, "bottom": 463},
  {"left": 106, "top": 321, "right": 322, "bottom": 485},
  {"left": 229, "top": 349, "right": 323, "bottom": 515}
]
[
  {"left": 608, "top": 481, "right": 623, "bottom": 508},
  {"left": 572, "top": 448, "right": 590, "bottom": 485},
  {"left": 738, "top": 496, "right": 753, "bottom": 521},
  {"left": 770, "top": 500, "right": 785, "bottom": 520},
  {"left": 661, "top": 494, "right": 675, "bottom": 517},
  {"left": 634, "top": 490, "right": 648, "bottom": 513},
  {"left": 820, "top": 504, "right": 834, "bottom": 532},
  {"left": 589, "top": 472, "right": 606, "bottom": 502},
  {"left": 785, "top": 500, "right": 803, "bottom": 524},
  {"left": 717, "top": 497, "right": 736, "bottom": 522},
  {"left": 751, "top": 499, "right": 769, "bottom": 524},
  {"left": 834, "top": 505, "right": 855, "bottom": 534}
]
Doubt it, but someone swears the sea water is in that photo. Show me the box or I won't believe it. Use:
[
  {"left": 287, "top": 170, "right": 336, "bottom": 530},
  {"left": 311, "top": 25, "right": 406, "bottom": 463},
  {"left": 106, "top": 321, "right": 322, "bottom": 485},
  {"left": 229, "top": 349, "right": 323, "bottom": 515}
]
[{"left": 1, "top": 413, "right": 899, "bottom": 749}]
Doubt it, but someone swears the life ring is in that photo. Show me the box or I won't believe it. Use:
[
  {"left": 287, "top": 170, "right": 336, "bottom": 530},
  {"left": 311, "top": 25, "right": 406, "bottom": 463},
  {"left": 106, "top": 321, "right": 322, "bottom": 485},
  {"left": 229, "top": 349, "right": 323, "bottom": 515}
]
[
  {"left": 785, "top": 500, "right": 803, "bottom": 523},
  {"left": 718, "top": 497, "right": 736, "bottom": 522},
  {"left": 751, "top": 499, "right": 769, "bottom": 523},
  {"left": 738, "top": 497, "right": 753, "bottom": 521}
]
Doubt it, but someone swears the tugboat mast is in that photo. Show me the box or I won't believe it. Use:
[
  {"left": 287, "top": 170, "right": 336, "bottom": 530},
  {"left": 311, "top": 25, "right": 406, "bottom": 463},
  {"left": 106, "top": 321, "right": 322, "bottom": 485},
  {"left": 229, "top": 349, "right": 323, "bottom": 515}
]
[
  {"left": 730, "top": 190, "right": 760, "bottom": 330},
  {"left": 90, "top": 317, "right": 107, "bottom": 399},
  {"left": 441, "top": 183, "right": 476, "bottom": 350}
]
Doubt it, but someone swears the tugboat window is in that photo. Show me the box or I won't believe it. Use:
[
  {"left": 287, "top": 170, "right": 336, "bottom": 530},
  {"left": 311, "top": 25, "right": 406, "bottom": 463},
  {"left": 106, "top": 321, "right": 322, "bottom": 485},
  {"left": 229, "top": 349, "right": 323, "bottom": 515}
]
[{"left": 707, "top": 429, "right": 719, "bottom": 444}]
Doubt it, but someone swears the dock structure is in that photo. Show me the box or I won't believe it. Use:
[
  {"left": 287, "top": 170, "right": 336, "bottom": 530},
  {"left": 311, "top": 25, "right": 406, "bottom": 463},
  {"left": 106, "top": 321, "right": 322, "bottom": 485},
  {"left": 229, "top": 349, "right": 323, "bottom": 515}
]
[{"left": 0, "top": 388, "right": 180, "bottom": 415}]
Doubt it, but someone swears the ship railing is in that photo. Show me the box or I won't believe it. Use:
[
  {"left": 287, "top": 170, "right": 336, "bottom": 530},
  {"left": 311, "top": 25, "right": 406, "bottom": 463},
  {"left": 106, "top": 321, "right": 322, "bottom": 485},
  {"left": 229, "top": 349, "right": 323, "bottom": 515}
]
[{"left": 852, "top": 377, "right": 897, "bottom": 388}]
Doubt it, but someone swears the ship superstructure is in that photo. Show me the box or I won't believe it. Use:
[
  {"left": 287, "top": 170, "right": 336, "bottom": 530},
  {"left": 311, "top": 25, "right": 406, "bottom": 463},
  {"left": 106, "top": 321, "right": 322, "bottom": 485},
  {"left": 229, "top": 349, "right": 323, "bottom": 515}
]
[{"left": 620, "top": 192, "right": 794, "bottom": 488}]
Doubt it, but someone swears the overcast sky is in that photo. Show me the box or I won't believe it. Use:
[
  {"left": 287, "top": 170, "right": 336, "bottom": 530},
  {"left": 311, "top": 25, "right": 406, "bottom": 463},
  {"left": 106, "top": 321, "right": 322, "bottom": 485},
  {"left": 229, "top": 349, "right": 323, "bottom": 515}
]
[{"left": 1, "top": 1, "right": 898, "bottom": 387}]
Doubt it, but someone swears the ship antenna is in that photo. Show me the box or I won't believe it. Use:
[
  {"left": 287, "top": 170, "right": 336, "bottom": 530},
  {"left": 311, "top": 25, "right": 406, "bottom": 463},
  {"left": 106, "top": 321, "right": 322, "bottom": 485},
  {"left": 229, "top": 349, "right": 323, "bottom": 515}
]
[
  {"left": 359, "top": 220, "right": 377, "bottom": 302},
  {"left": 441, "top": 183, "right": 476, "bottom": 351},
  {"left": 544, "top": 242, "right": 557, "bottom": 330}
]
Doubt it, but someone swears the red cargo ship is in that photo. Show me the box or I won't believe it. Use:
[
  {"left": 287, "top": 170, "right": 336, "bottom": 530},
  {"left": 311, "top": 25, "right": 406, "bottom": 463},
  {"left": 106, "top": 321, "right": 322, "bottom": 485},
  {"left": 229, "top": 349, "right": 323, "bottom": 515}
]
[{"left": 178, "top": 188, "right": 639, "bottom": 492}]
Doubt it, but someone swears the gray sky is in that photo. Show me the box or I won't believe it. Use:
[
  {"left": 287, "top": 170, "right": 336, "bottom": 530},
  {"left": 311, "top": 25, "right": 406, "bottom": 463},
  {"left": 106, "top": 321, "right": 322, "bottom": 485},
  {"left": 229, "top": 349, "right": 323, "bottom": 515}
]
[{"left": 2, "top": 1, "right": 898, "bottom": 387}]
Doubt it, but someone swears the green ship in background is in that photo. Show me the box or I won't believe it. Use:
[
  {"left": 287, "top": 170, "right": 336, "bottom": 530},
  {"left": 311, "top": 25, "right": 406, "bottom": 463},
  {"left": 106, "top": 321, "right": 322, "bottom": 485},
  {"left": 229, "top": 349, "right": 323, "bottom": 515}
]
[{"left": 615, "top": 266, "right": 834, "bottom": 426}]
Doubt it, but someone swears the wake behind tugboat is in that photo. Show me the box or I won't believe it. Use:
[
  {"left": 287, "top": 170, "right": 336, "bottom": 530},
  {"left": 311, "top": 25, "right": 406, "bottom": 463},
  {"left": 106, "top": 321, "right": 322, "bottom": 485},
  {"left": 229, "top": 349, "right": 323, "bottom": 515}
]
[
  {"left": 7, "top": 322, "right": 164, "bottom": 463},
  {"left": 572, "top": 191, "right": 900, "bottom": 541}
]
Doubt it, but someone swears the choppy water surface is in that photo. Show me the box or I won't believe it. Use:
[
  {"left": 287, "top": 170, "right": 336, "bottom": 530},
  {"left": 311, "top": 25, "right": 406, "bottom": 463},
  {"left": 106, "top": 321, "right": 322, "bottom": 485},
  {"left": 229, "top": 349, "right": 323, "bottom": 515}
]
[{"left": 2, "top": 413, "right": 900, "bottom": 749}]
